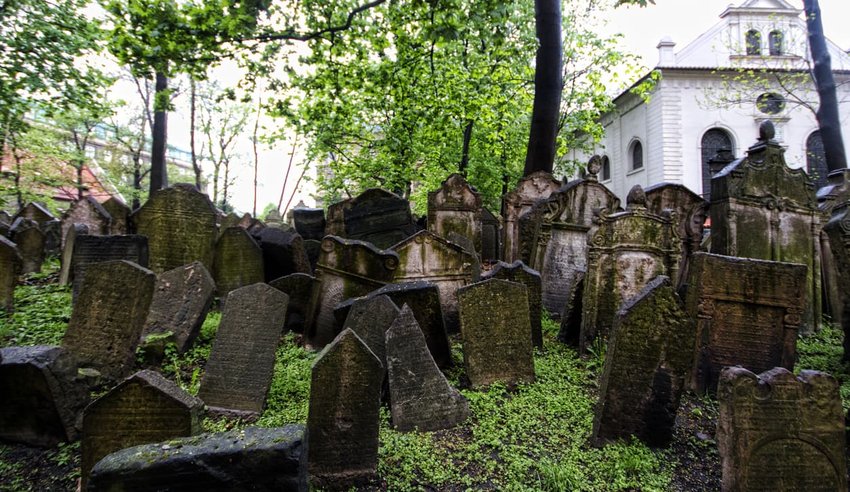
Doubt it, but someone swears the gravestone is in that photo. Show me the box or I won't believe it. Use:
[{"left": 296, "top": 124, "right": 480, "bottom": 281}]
[
  {"left": 305, "top": 236, "right": 398, "bottom": 349},
  {"left": 386, "top": 305, "right": 469, "bottom": 432},
  {"left": 0, "top": 210, "right": 11, "bottom": 228},
  {"left": 292, "top": 202, "right": 326, "bottom": 240},
  {"left": 60, "top": 196, "right": 111, "bottom": 248},
  {"left": 264, "top": 208, "right": 284, "bottom": 227},
  {"left": 341, "top": 295, "right": 400, "bottom": 369},
  {"left": 325, "top": 188, "right": 418, "bottom": 249},
  {"left": 824, "top": 206, "right": 850, "bottom": 358},
  {"left": 141, "top": 261, "right": 215, "bottom": 354},
  {"left": 528, "top": 157, "right": 620, "bottom": 318},
  {"left": 818, "top": 169, "right": 850, "bottom": 344},
  {"left": 557, "top": 269, "right": 585, "bottom": 345},
  {"left": 480, "top": 207, "right": 501, "bottom": 262},
  {"left": 81, "top": 369, "right": 203, "bottom": 489},
  {"left": 592, "top": 276, "right": 694, "bottom": 447},
  {"left": 59, "top": 224, "right": 87, "bottom": 285},
  {"left": 457, "top": 279, "right": 535, "bottom": 388},
  {"left": 131, "top": 183, "right": 218, "bottom": 273},
  {"left": 391, "top": 229, "right": 478, "bottom": 332},
  {"left": 644, "top": 183, "right": 708, "bottom": 288},
  {"left": 717, "top": 367, "right": 847, "bottom": 492},
  {"left": 41, "top": 219, "right": 61, "bottom": 257},
  {"left": 0, "top": 346, "right": 89, "bottom": 447},
  {"left": 0, "top": 236, "right": 21, "bottom": 312},
  {"left": 710, "top": 122, "right": 822, "bottom": 331},
  {"left": 14, "top": 202, "right": 55, "bottom": 227},
  {"left": 70, "top": 234, "right": 149, "bottom": 302},
  {"left": 213, "top": 227, "right": 264, "bottom": 298},
  {"left": 252, "top": 226, "right": 311, "bottom": 281},
  {"left": 685, "top": 252, "right": 807, "bottom": 392},
  {"left": 269, "top": 272, "right": 316, "bottom": 333},
  {"left": 62, "top": 260, "right": 155, "bottom": 381},
  {"left": 502, "top": 171, "right": 561, "bottom": 263},
  {"left": 101, "top": 197, "right": 131, "bottom": 235},
  {"left": 427, "top": 173, "right": 482, "bottom": 254},
  {"left": 10, "top": 217, "right": 45, "bottom": 274},
  {"left": 198, "top": 283, "right": 289, "bottom": 416},
  {"left": 307, "top": 329, "right": 383, "bottom": 489},
  {"left": 579, "top": 185, "right": 679, "bottom": 353},
  {"left": 482, "top": 260, "right": 543, "bottom": 348},
  {"left": 303, "top": 238, "right": 321, "bottom": 272}
]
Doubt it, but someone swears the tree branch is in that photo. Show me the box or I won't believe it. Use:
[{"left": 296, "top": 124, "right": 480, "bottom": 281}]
[{"left": 242, "top": 0, "right": 386, "bottom": 43}]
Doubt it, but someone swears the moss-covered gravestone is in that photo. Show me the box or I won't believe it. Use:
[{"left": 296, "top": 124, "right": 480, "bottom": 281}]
[
  {"left": 824, "top": 206, "right": 850, "bottom": 358},
  {"left": 0, "top": 236, "right": 21, "bottom": 312},
  {"left": 59, "top": 196, "right": 111, "bottom": 249},
  {"left": 59, "top": 223, "right": 87, "bottom": 286},
  {"left": 427, "top": 173, "right": 482, "bottom": 255},
  {"left": 269, "top": 272, "right": 316, "bottom": 333},
  {"left": 480, "top": 207, "right": 501, "bottom": 263},
  {"left": 457, "top": 279, "right": 534, "bottom": 388},
  {"left": 101, "top": 196, "right": 131, "bottom": 235},
  {"left": 14, "top": 202, "right": 55, "bottom": 227},
  {"left": 502, "top": 170, "right": 561, "bottom": 263},
  {"left": 325, "top": 188, "right": 418, "bottom": 249},
  {"left": 41, "top": 219, "right": 61, "bottom": 257},
  {"left": 213, "top": 226, "right": 264, "bottom": 298},
  {"left": 341, "top": 295, "right": 400, "bottom": 370},
  {"left": 482, "top": 260, "right": 543, "bottom": 348},
  {"left": 70, "top": 234, "right": 149, "bottom": 302},
  {"left": 10, "top": 217, "right": 45, "bottom": 274},
  {"left": 717, "top": 367, "right": 847, "bottom": 492}
]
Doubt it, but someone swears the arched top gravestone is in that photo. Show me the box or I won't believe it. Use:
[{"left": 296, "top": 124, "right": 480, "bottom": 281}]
[
  {"left": 427, "top": 174, "right": 482, "bottom": 253},
  {"left": 60, "top": 196, "right": 111, "bottom": 249},
  {"left": 325, "top": 188, "right": 417, "bottom": 249}
]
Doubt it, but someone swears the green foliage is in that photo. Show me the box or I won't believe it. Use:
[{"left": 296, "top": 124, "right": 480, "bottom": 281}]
[
  {"left": 160, "top": 312, "right": 221, "bottom": 395},
  {"left": 255, "top": 333, "right": 316, "bottom": 426},
  {"left": 797, "top": 321, "right": 850, "bottom": 411},
  {"left": 0, "top": 267, "right": 71, "bottom": 347}
]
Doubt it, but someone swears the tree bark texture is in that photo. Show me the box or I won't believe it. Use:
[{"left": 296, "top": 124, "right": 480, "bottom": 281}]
[{"left": 149, "top": 71, "right": 169, "bottom": 193}]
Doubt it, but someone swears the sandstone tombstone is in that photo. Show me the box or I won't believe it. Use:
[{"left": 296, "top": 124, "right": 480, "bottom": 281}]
[
  {"left": 427, "top": 173, "right": 482, "bottom": 254},
  {"left": 502, "top": 171, "right": 561, "bottom": 263},
  {"left": 685, "top": 252, "right": 807, "bottom": 392},
  {"left": 213, "top": 226, "right": 264, "bottom": 298},
  {"left": 60, "top": 196, "right": 111, "bottom": 248},
  {"left": 480, "top": 207, "right": 501, "bottom": 262},
  {"left": 457, "top": 279, "right": 535, "bottom": 387},
  {"left": 14, "top": 202, "right": 55, "bottom": 227},
  {"left": 62, "top": 260, "right": 155, "bottom": 381},
  {"left": 818, "top": 169, "right": 850, "bottom": 346},
  {"left": 269, "top": 272, "right": 316, "bottom": 333},
  {"left": 307, "top": 329, "right": 383, "bottom": 488},
  {"left": 717, "top": 367, "right": 847, "bottom": 492},
  {"left": 101, "top": 197, "right": 131, "bottom": 235},
  {"left": 482, "top": 260, "right": 543, "bottom": 348},
  {"left": 252, "top": 226, "right": 311, "bottom": 281},
  {"left": 292, "top": 202, "right": 326, "bottom": 240},
  {"left": 198, "top": 283, "right": 289, "bottom": 416},
  {"left": 70, "top": 234, "right": 149, "bottom": 302},
  {"left": 131, "top": 183, "right": 218, "bottom": 273},
  {"left": 325, "top": 188, "right": 418, "bottom": 249},
  {"left": 824, "top": 206, "right": 850, "bottom": 358},
  {"left": 59, "top": 224, "right": 87, "bottom": 285},
  {"left": 81, "top": 369, "right": 203, "bottom": 489},
  {"left": 0, "top": 236, "right": 21, "bottom": 312},
  {"left": 10, "top": 217, "right": 45, "bottom": 274},
  {"left": 341, "top": 295, "right": 400, "bottom": 369},
  {"left": 41, "top": 219, "right": 61, "bottom": 257}
]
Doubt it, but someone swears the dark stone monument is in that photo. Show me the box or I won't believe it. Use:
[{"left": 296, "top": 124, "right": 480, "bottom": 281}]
[
  {"left": 325, "top": 188, "right": 418, "bottom": 249},
  {"left": 482, "top": 260, "right": 543, "bottom": 348},
  {"left": 10, "top": 217, "right": 45, "bottom": 274},
  {"left": 59, "top": 223, "right": 87, "bottom": 285},
  {"left": 101, "top": 197, "right": 131, "bottom": 235},
  {"left": 0, "top": 236, "right": 21, "bottom": 312},
  {"left": 427, "top": 173, "right": 483, "bottom": 254},
  {"left": 59, "top": 196, "right": 111, "bottom": 248},
  {"left": 341, "top": 295, "right": 400, "bottom": 369},
  {"left": 502, "top": 171, "right": 561, "bottom": 263},
  {"left": 252, "top": 226, "right": 311, "bottom": 281},
  {"left": 824, "top": 206, "right": 850, "bottom": 358},
  {"left": 292, "top": 202, "right": 326, "bottom": 240},
  {"left": 14, "top": 202, "right": 55, "bottom": 227},
  {"left": 198, "top": 283, "right": 289, "bottom": 416},
  {"left": 557, "top": 269, "right": 586, "bottom": 345},
  {"left": 41, "top": 219, "right": 61, "bottom": 257},
  {"left": 213, "top": 226, "right": 264, "bottom": 298},
  {"left": 70, "top": 234, "right": 149, "bottom": 302},
  {"left": 480, "top": 207, "right": 501, "bottom": 263},
  {"left": 717, "top": 367, "right": 847, "bottom": 492},
  {"left": 269, "top": 272, "right": 316, "bottom": 333}
]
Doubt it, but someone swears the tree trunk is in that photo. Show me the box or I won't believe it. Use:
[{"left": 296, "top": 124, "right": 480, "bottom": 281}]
[
  {"left": 523, "top": 0, "right": 562, "bottom": 176},
  {"left": 804, "top": 0, "right": 847, "bottom": 173},
  {"left": 459, "top": 120, "right": 474, "bottom": 176},
  {"left": 150, "top": 71, "right": 169, "bottom": 193},
  {"left": 190, "top": 78, "right": 202, "bottom": 190}
]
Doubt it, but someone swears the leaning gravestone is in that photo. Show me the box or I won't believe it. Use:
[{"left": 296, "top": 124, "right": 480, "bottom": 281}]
[
  {"left": 62, "top": 260, "right": 155, "bottom": 381},
  {"left": 269, "top": 272, "right": 316, "bottom": 333},
  {"left": 325, "top": 188, "right": 418, "bottom": 249},
  {"left": 0, "top": 236, "right": 21, "bottom": 312},
  {"left": 70, "top": 234, "right": 149, "bottom": 302},
  {"left": 307, "top": 329, "right": 383, "bottom": 489},
  {"left": 685, "top": 252, "right": 807, "bottom": 392},
  {"left": 131, "top": 183, "right": 218, "bottom": 273},
  {"left": 386, "top": 305, "right": 469, "bottom": 432},
  {"left": 59, "top": 224, "right": 87, "bottom": 285},
  {"left": 482, "top": 260, "right": 543, "bottom": 348},
  {"left": 717, "top": 367, "right": 847, "bottom": 492},
  {"left": 198, "top": 283, "right": 289, "bottom": 417},
  {"left": 213, "top": 226, "right": 264, "bottom": 299},
  {"left": 292, "top": 202, "right": 326, "bottom": 240},
  {"left": 10, "top": 217, "right": 45, "bottom": 274},
  {"left": 427, "top": 173, "right": 483, "bottom": 254},
  {"left": 502, "top": 171, "right": 561, "bottom": 263},
  {"left": 592, "top": 276, "right": 693, "bottom": 447},
  {"left": 342, "top": 295, "right": 400, "bottom": 369},
  {"left": 14, "top": 202, "right": 55, "bottom": 227},
  {"left": 59, "top": 196, "right": 111, "bottom": 248},
  {"left": 81, "top": 369, "right": 203, "bottom": 489},
  {"left": 141, "top": 261, "right": 215, "bottom": 354},
  {"left": 101, "top": 197, "right": 131, "bottom": 235},
  {"left": 252, "top": 226, "right": 311, "bottom": 281},
  {"left": 457, "top": 279, "right": 535, "bottom": 388}
]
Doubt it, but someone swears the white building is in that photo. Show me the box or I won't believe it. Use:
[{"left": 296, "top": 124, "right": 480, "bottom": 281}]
[{"left": 577, "top": 0, "right": 850, "bottom": 200}]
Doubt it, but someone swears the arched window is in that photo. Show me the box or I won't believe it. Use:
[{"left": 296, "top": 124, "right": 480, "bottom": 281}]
[
  {"left": 769, "top": 30, "right": 783, "bottom": 55},
  {"left": 630, "top": 141, "right": 643, "bottom": 170},
  {"left": 601, "top": 156, "right": 611, "bottom": 181},
  {"left": 746, "top": 30, "right": 762, "bottom": 56},
  {"left": 701, "top": 129, "right": 733, "bottom": 198},
  {"left": 807, "top": 131, "right": 828, "bottom": 189}
]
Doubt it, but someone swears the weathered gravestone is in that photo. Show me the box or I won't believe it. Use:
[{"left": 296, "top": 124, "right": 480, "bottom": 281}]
[
  {"left": 341, "top": 295, "right": 399, "bottom": 370},
  {"left": 305, "top": 236, "right": 398, "bottom": 349},
  {"left": 717, "top": 367, "right": 847, "bottom": 492},
  {"left": 685, "top": 252, "right": 807, "bottom": 392},
  {"left": 818, "top": 169, "right": 850, "bottom": 347},
  {"left": 213, "top": 226, "right": 264, "bottom": 298},
  {"left": 131, "top": 183, "right": 218, "bottom": 273},
  {"left": 391, "top": 229, "right": 478, "bottom": 333},
  {"left": 141, "top": 261, "right": 215, "bottom": 354},
  {"left": 307, "top": 329, "right": 383, "bottom": 489},
  {"left": 10, "top": 217, "right": 45, "bottom": 274},
  {"left": 386, "top": 305, "right": 469, "bottom": 432},
  {"left": 58, "top": 223, "right": 87, "bottom": 285},
  {"left": 482, "top": 260, "right": 543, "bottom": 348},
  {"left": 81, "top": 369, "right": 203, "bottom": 489},
  {"left": 292, "top": 202, "right": 326, "bottom": 240},
  {"left": 710, "top": 121, "right": 822, "bottom": 332},
  {"left": 527, "top": 157, "right": 620, "bottom": 318},
  {"left": 101, "top": 197, "right": 131, "bottom": 235},
  {"left": 0, "top": 346, "right": 89, "bottom": 447},
  {"left": 579, "top": 185, "right": 679, "bottom": 353},
  {"left": 480, "top": 207, "right": 501, "bottom": 263},
  {"left": 14, "top": 202, "right": 55, "bottom": 227},
  {"left": 824, "top": 206, "right": 850, "bottom": 359},
  {"left": 502, "top": 171, "right": 561, "bottom": 263},
  {"left": 325, "top": 188, "right": 418, "bottom": 249},
  {"left": 198, "top": 283, "right": 288, "bottom": 417},
  {"left": 60, "top": 196, "right": 111, "bottom": 248},
  {"left": 0, "top": 236, "right": 21, "bottom": 312},
  {"left": 270, "top": 272, "right": 316, "bottom": 333},
  {"left": 88, "top": 425, "right": 308, "bottom": 492},
  {"left": 252, "top": 226, "right": 311, "bottom": 281},
  {"left": 70, "top": 234, "right": 149, "bottom": 302},
  {"left": 0, "top": 210, "right": 11, "bottom": 233},
  {"left": 592, "top": 276, "right": 693, "bottom": 448},
  {"left": 557, "top": 269, "right": 585, "bottom": 345},
  {"left": 41, "top": 219, "right": 61, "bottom": 257},
  {"left": 457, "top": 279, "right": 535, "bottom": 388},
  {"left": 427, "top": 173, "right": 482, "bottom": 254},
  {"left": 62, "top": 260, "right": 155, "bottom": 381}
]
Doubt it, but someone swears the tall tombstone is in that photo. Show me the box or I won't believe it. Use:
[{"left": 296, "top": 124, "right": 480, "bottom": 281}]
[
  {"left": 391, "top": 229, "right": 478, "bottom": 333},
  {"left": 685, "top": 252, "right": 807, "bottom": 392},
  {"left": 198, "top": 283, "right": 289, "bottom": 417},
  {"left": 131, "top": 183, "right": 218, "bottom": 273},
  {"left": 101, "top": 197, "right": 131, "bottom": 235},
  {"left": 252, "top": 226, "right": 311, "bottom": 281},
  {"left": 292, "top": 202, "right": 326, "bottom": 240},
  {"left": 644, "top": 182, "right": 708, "bottom": 288},
  {"left": 213, "top": 227, "right": 264, "bottom": 299},
  {"left": 457, "top": 279, "right": 535, "bottom": 388},
  {"left": 59, "top": 224, "right": 87, "bottom": 285},
  {"left": 141, "top": 261, "right": 215, "bottom": 354},
  {"left": 717, "top": 367, "right": 847, "bottom": 492},
  {"left": 528, "top": 157, "right": 620, "bottom": 318},
  {"left": 81, "top": 369, "right": 203, "bottom": 489},
  {"left": 482, "top": 260, "right": 543, "bottom": 348},
  {"left": 59, "top": 196, "right": 112, "bottom": 249},
  {"left": 305, "top": 236, "right": 398, "bottom": 349},
  {"left": 341, "top": 295, "right": 400, "bottom": 370},
  {"left": 307, "top": 329, "right": 383, "bottom": 489},
  {"left": 0, "top": 210, "right": 12, "bottom": 230},
  {"left": 502, "top": 171, "right": 561, "bottom": 263},
  {"left": 0, "top": 236, "right": 21, "bottom": 312},
  {"left": 824, "top": 206, "right": 850, "bottom": 359},
  {"left": 62, "top": 260, "right": 156, "bottom": 381},
  {"left": 325, "top": 188, "right": 418, "bottom": 249},
  {"left": 818, "top": 169, "right": 850, "bottom": 339},
  {"left": 70, "top": 235, "right": 149, "bottom": 302},
  {"left": 710, "top": 122, "right": 822, "bottom": 331},
  {"left": 480, "top": 207, "right": 501, "bottom": 262},
  {"left": 427, "top": 173, "right": 482, "bottom": 254},
  {"left": 14, "top": 202, "right": 55, "bottom": 227},
  {"left": 579, "top": 185, "right": 679, "bottom": 353},
  {"left": 386, "top": 305, "right": 469, "bottom": 432},
  {"left": 269, "top": 272, "right": 316, "bottom": 333},
  {"left": 10, "top": 217, "right": 45, "bottom": 274},
  {"left": 41, "top": 219, "right": 61, "bottom": 257},
  {"left": 592, "top": 276, "right": 694, "bottom": 447}
]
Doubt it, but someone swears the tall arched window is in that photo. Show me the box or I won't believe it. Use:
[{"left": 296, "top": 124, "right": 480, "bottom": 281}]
[
  {"left": 701, "top": 129, "right": 733, "bottom": 198},
  {"left": 601, "top": 156, "right": 611, "bottom": 181},
  {"left": 746, "top": 30, "right": 762, "bottom": 55},
  {"left": 807, "top": 131, "right": 828, "bottom": 189},
  {"left": 769, "top": 30, "right": 783, "bottom": 55},
  {"left": 630, "top": 141, "right": 643, "bottom": 170}
]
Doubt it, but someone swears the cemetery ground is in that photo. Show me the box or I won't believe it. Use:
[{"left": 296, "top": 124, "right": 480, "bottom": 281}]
[{"left": 1, "top": 261, "right": 848, "bottom": 491}]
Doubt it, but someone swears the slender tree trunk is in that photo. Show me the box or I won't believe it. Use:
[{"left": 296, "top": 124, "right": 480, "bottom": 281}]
[
  {"left": 150, "top": 71, "right": 169, "bottom": 193},
  {"left": 133, "top": 157, "right": 142, "bottom": 210},
  {"left": 459, "top": 120, "right": 474, "bottom": 175},
  {"left": 190, "top": 78, "right": 202, "bottom": 190},
  {"left": 12, "top": 141, "right": 22, "bottom": 209},
  {"left": 523, "top": 0, "right": 562, "bottom": 176},
  {"left": 221, "top": 158, "right": 231, "bottom": 210},
  {"left": 804, "top": 0, "right": 847, "bottom": 173},
  {"left": 277, "top": 135, "right": 298, "bottom": 211},
  {"left": 252, "top": 98, "right": 261, "bottom": 217}
]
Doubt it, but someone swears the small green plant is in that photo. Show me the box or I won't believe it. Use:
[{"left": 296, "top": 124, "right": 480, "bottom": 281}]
[{"left": 0, "top": 272, "right": 71, "bottom": 348}]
